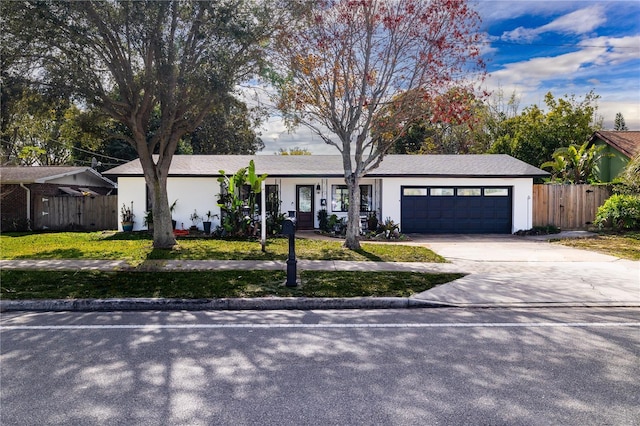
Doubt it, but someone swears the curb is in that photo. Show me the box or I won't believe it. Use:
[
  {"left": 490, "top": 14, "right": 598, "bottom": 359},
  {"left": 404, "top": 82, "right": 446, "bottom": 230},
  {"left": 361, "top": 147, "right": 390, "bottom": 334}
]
[
  {"left": 0, "top": 297, "right": 451, "bottom": 312},
  {"left": 419, "top": 302, "right": 640, "bottom": 309},
  {"left": 3, "top": 298, "right": 637, "bottom": 313}
]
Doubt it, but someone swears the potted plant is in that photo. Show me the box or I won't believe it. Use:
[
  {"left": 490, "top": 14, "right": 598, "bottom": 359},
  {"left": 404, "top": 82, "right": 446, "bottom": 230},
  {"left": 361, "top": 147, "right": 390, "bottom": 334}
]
[
  {"left": 367, "top": 211, "right": 378, "bottom": 233},
  {"left": 189, "top": 209, "right": 201, "bottom": 232},
  {"left": 202, "top": 210, "right": 217, "bottom": 235},
  {"left": 143, "top": 210, "right": 153, "bottom": 233},
  {"left": 170, "top": 199, "right": 178, "bottom": 230},
  {"left": 121, "top": 202, "right": 135, "bottom": 232}
]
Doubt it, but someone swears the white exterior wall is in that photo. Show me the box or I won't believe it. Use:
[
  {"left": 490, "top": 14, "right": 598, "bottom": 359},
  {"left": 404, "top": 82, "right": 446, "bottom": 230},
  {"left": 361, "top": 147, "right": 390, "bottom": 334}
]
[
  {"left": 119, "top": 175, "right": 534, "bottom": 233},
  {"left": 117, "top": 177, "right": 222, "bottom": 231},
  {"left": 117, "top": 177, "right": 146, "bottom": 231},
  {"left": 167, "top": 177, "right": 221, "bottom": 230},
  {"left": 381, "top": 177, "right": 534, "bottom": 233},
  {"left": 267, "top": 177, "right": 379, "bottom": 228}
]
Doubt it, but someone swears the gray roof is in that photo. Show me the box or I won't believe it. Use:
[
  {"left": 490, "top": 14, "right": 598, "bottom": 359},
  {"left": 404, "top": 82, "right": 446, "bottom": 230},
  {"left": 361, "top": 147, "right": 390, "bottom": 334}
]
[
  {"left": 105, "top": 154, "right": 548, "bottom": 178},
  {"left": 0, "top": 166, "right": 117, "bottom": 187}
]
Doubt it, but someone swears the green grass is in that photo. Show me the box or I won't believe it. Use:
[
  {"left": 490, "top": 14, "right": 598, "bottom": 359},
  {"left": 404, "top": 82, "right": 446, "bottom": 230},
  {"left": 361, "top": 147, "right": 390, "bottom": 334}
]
[
  {"left": 0, "top": 231, "right": 445, "bottom": 263},
  {"left": 0, "top": 270, "right": 464, "bottom": 300},
  {"left": 0, "top": 232, "right": 453, "bottom": 300},
  {"left": 556, "top": 231, "right": 640, "bottom": 261}
]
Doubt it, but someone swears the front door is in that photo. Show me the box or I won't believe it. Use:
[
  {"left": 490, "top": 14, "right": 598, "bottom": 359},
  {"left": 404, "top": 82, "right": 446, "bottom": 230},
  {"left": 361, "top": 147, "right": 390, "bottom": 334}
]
[{"left": 296, "top": 185, "right": 314, "bottom": 229}]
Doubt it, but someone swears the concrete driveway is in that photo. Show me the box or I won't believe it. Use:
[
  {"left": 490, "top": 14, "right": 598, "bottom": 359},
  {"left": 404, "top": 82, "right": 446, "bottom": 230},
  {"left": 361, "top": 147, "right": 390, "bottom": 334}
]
[{"left": 406, "top": 234, "right": 640, "bottom": 307}]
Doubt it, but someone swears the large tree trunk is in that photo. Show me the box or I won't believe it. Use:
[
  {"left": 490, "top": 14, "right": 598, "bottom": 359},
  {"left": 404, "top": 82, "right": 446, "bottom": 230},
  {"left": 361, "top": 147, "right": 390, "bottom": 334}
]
[
  {"left": 148, "top": 174, "right": 176, "bottom": 249},
  {"left": 344, "top": 174, "right": 361, "bottom": 250},
  {"left": 139, "top": 152, "right": 177, "bottom": 249}
]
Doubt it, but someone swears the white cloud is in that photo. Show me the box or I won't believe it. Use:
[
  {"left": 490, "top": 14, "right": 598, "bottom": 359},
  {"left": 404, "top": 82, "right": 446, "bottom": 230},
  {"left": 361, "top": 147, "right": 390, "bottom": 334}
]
[
  {"left": 501, "top": 5, "right": 606, "bottom": 41},
  {"left": 477, "top": 1, "right": 571, "bottom": 23},
  {"left": 581, "top": 35, "right": 640, "bottom": 65},
  {"left": 488, "top": 49, "right": 603, "bottom": 90},
  {"left": 259, "top": 123, "right": 338, "bottom": 155},
  {"left": 488, "top": 35, "right": 640, "bottom": 88},
  {"left": 485, "top": 32, "right": 640, "bottom": 130}
]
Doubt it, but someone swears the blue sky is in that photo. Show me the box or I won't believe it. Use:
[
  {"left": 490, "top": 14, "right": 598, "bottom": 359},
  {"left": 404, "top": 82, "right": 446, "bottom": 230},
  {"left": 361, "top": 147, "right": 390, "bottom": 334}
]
[{"left": 258, "top": 0, "right": 640, "bottom": 154}]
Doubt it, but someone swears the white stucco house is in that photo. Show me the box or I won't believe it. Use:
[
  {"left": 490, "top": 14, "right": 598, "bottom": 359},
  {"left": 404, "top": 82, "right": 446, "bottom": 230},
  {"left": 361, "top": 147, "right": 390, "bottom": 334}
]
[{"left": 104, "top": 154, "right": 548, "bottom": 234}]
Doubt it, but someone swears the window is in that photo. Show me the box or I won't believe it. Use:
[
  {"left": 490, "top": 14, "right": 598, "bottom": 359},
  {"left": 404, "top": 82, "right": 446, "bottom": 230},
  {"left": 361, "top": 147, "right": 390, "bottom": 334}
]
[
  {"left": 331, "top": 185, "right": 373, "bottom": 212},
  {"left": 430, "top": 188, "right": 454, "bottom": 196},
  {"left": 484, "top": 188, "right": 509, "bottom": 196},
  {"left": 332, "top": 186, "right": 349, "bottom": 212},
  {"left": 403, "top": 188, "right": 428, "bottom": 196},
  {"left": 265, "top": 185, "right": 279, "bottom": 215},
  {"left": 457, "top": 188, "right": 481, "bottom": 196},
  {"left": 360, "top": 185, "right": 373, "bottom": 212}
]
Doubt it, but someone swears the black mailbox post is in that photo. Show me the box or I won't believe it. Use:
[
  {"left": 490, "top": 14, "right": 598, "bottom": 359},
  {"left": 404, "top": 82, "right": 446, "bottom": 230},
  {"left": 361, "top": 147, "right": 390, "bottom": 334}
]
[{"left": 282, "top": 217, "right": 297, "bottom": 287}]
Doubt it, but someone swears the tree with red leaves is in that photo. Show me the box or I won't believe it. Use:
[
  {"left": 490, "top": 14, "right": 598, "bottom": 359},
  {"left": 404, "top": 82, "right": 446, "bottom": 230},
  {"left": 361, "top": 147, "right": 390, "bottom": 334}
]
[{"left": 273, "top": 0, "right": 485, "bottom": 249}]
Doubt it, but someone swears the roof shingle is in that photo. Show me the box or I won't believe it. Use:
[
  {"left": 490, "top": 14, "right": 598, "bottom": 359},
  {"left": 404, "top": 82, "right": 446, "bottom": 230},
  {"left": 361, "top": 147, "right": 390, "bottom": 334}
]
[
  {"left": 0, "top": 166, "right": 116, "bottom": 187},
  {"left": 105, "top": 154, "right": 548, "bottom": 178},
  {"left": 591, "top": 131, "right": 640, "bottom": 158}
]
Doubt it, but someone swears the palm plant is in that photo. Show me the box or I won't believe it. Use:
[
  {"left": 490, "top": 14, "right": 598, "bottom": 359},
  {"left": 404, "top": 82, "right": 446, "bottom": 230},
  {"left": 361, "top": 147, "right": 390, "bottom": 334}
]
[
  {"left": 217, "top": 160, "right": 267, "bottom": 236},
  {"left": 541, "top": 141, "right": 608, "bottom": 184}
]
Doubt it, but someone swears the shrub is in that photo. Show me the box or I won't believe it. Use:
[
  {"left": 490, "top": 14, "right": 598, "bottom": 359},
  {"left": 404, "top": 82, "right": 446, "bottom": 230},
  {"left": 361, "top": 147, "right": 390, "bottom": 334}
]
[
  {"left": 612, "top": 154, "right": 640, "bottom": 195},
  {"left": 594, "top": 194, "right": 640, "bottom": 231},
  {"left": 317, "top": 209, "right": 329, "bottom": 232}
]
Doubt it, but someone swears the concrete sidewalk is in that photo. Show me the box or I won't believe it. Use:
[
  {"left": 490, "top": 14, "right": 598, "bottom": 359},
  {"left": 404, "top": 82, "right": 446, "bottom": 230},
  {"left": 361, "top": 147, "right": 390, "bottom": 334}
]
[{"left": 1, "top": 251, "right": 638, "bottom": 311}]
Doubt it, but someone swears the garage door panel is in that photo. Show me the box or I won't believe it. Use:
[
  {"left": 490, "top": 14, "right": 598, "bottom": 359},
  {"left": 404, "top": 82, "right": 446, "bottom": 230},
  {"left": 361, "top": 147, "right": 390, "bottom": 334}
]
[{"left": 401, "top": 186, "right": 512, "bottom": 234}]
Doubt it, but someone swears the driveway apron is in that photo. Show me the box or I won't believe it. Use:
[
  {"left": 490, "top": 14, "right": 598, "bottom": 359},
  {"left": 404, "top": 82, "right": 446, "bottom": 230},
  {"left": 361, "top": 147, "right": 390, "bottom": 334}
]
[{"left": 406, "top": 234, "right": 640, "bottom": 307}]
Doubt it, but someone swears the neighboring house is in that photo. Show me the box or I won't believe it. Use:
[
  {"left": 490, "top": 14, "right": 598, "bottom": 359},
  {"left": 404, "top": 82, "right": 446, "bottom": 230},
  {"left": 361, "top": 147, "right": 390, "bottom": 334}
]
[
  {"left": 0, "top": 166, "right": 117, "bottom": 231},
  {"left": 589, "top": 131, "right": 640, "bottom": 182},
  {"left": 105, "top": 154, "right": 548, "bottom": 234}
]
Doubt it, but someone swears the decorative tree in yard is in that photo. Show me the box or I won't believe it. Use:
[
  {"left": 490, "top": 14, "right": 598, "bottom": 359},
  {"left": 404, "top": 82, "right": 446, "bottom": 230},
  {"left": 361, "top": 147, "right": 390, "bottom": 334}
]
[
  {"left": 217, "top": 160, "right": 268, "bottom": 237},
  {"left": 3, "top": 0, "right": 296, "bottom": 249},
  {"left": 272, "top": 0, "right": 484, "bottom": 249},
  {"left": 614, "top": 112, "right": 628, "bottom": 131}
]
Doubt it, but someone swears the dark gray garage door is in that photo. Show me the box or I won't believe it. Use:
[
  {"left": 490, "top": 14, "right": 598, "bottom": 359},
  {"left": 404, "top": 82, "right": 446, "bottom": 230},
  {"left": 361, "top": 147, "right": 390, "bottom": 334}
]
[{"left": 401, "top": 187, "right": 512, "bottom": 234}]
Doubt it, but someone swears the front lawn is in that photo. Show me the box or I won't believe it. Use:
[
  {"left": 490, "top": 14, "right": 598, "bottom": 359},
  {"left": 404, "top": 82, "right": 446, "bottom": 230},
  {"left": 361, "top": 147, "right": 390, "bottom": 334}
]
[
  {"left": 0, "top": 270, "right": 464, "bottom": 299},
  {"left": 0, "top": 231, "right": 445, "bottom": 264},
  {"left": 556, "top": 232, "right": 640, "bottom": 260}
]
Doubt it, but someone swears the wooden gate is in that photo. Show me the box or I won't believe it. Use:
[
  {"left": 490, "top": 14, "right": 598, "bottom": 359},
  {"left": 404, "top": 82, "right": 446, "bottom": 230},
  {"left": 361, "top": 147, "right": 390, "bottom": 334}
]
[
  {"left": 532, "top": 184, "right": 612, "bottom": 230},
  {"left": 32, "top": 195, "right": 118, "bottom": 231}
]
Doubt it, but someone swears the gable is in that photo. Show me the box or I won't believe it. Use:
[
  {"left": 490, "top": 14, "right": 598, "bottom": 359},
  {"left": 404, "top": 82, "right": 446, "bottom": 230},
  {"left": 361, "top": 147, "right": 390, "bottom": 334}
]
[
  {"left": 590, "top": 131, "right": 640, "bottom": 159},
  {"left": 0, "top": 166, "right": 116, "bottom": 188}
]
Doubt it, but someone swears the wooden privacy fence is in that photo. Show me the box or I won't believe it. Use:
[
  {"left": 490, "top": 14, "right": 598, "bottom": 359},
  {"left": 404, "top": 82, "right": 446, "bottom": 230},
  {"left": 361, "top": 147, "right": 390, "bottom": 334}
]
[
  {"left": 532, "top": 184, "right": 612, "bottom": 230},
  {"left": 32, "top": 195, "right": 118, "bottom": 231}
]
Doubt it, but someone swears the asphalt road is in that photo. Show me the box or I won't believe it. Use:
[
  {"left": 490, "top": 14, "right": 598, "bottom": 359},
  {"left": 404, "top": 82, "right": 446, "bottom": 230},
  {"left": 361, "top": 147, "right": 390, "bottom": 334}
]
[{"left": 2, "top": 308, "right": 639, "bottom": 425}]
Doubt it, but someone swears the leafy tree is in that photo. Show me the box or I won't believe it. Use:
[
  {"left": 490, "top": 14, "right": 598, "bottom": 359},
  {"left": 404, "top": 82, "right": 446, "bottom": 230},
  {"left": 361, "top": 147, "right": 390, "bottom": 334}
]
[
  {"left": 491, "top": 91, "right": 602, "bottom": 167},
  {"left": 1, "top": 87, "right": 76, "bottom": 165},
  {"left": 275, "top": 147, "right": 312, "bottom": 155},
  {"left": 6, "top": 1, "right": 296, "bottom": 248},
  {"left": 470, "top": 88, "right": 522, "bottom": 154},
  {"left": 385, "top": 88, "right": 490, "bottom": 155},
  {"left": 272, "top": 0, "right": 484, "bottom": 249},
  {"left": 541, "top": 141, "right": 608, "bottom": 184},
  {"left": 186, "top": 96, "right": 265, "bottom": 155},
  {"left": 614, "top": 112, "right": 628, "bottom": 131}
]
